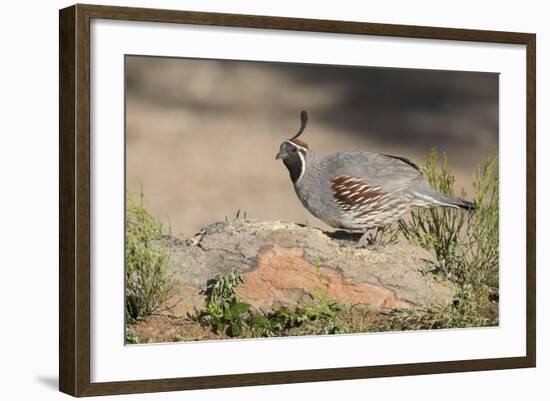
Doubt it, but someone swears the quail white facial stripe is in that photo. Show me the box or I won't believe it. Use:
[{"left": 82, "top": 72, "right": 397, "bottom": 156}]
[{"left": 295, "top": 148, "right": 306, "bottom": 184}]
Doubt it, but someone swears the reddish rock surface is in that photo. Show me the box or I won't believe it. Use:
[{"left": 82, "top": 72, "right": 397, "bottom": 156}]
[
  {"left": 164, "top": 219, "right": 455, "bottom": 316},
  {"left": 238, "top": 247, "right": 410, "bottom": 311}
]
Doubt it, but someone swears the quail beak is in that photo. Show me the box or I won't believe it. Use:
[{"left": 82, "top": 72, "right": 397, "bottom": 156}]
[{"left": 275, "top": 150, "right": 286, "bottom": 160}]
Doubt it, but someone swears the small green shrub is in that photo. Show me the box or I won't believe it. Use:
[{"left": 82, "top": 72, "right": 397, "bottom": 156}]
[
  {"left": 397, "top": 148, "right": 499, "bottom": 325},
  {"left": 125, "top": 327, "right": 150, "bottom": 344},
  {"left": 125, "top": 190, "right": 173, "bottom": 321},
  {"left": 195, "top": 271, "right": 345, "bottom": 338},
  {"left": 372, "top": 287, "right": 494, "bottom": 332},
  {"left": 398, "top": 148, "right": 468, "bottom": 268},
  {"left": 197, "top": 272, "right": 251, "bottom": 336},
  {"left": 398, "top": 148, "right": 498, "bottom": 289},
  {"left": 261, "top": 301, "right": 344, "bottom": 336}
]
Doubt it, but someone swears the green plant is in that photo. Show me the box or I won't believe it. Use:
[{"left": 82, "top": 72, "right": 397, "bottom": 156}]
[
  {"left": 398, "top": 148, "right": 498, "bottom": 285},
  {"left": 396, "top": 148, "right": 499, "bottom": 325},
  {"left": 265, "top": 301, "right": 344, "bottom": 336},
  {"left": 465, "top": 154, "right": 500, "bottom": 290},
  {"left": 248, "top": 315, "right": 274, "bottom": 337},
  {"left": 125, "top": 190, "right": 173, "bottom": 321},
  {"left": 195, "top": 270, "right": 346, "bottom": 338},
  {"left": 372, "top": 286, "right": 495, "bottom": 332},
  {"left": 398, "top": 148, "right": 468, "bottom": 269},
  {"left": 198, "top": 272, "right": 251, "bottom": 337},
  {"left": 125, "top": 326, "right": 150, "bottom": 344}
]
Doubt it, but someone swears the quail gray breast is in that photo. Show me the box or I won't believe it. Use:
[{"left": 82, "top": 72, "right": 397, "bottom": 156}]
[{"left": 276, "top": 111, "right": 475, "bottom": 246}]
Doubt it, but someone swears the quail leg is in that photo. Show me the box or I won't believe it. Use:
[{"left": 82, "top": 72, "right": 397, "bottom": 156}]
[
  {"left": 357, "top": 229, "right": 373, "bottom": 248},
  {"left": 369, "top": 227, "right": 386, "bottom": 249},
  {"left": 357, "top": 227, "right": 385, "bottom": 249}
]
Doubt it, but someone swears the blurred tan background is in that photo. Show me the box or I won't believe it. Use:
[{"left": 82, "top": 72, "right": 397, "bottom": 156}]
[{"left": 125, "top": 56, "right": 498, "bottom": 237}]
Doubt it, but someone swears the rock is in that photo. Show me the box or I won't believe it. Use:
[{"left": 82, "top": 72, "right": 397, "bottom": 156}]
[{"left": 164, "top": 219, "right": 455, "bottom": 315}]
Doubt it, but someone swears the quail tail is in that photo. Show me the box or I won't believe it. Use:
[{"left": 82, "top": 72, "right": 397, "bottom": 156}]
[
  {"left": 411, "top": 183, "right": 476, "bottom": 210},
  {"left": 433, "top": 192, "right": 476, "bottom": 210}
]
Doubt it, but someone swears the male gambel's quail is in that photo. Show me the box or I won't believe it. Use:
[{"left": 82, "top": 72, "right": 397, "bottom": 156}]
[{"left": 276, "top": 111, "right": 475, "bottom": 247}]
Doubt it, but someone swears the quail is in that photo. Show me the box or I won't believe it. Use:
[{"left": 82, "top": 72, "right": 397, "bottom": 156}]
[{"left": 276, "top": 111, "right": 475, "bottom": 247}]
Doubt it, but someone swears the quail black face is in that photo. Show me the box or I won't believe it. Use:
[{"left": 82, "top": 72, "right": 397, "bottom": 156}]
[
  {"left": 276, "top": 141, "right": 308, "bottom": 183},
  {"left": 276, "top": 111, "right": 309, "bottom": 183}
]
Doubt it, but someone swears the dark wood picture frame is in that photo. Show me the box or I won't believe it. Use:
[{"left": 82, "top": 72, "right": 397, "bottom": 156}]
[{"left": 59, "top": 3, "right": 536, "bottom": 397}]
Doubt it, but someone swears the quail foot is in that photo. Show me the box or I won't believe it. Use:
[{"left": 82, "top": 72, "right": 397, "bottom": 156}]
[{"left": 276, "top": 111, "right": 475, "bottom": 248}]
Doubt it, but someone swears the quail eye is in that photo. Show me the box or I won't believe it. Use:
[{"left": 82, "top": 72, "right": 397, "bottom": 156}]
[{"left": 291, "top": 148, "right": 297, "bottom": 153}]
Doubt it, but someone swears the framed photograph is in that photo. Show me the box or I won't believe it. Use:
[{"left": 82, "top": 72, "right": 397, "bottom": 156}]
[{"left": 59, "top": 4, "right": 536, "bottom": 397}]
